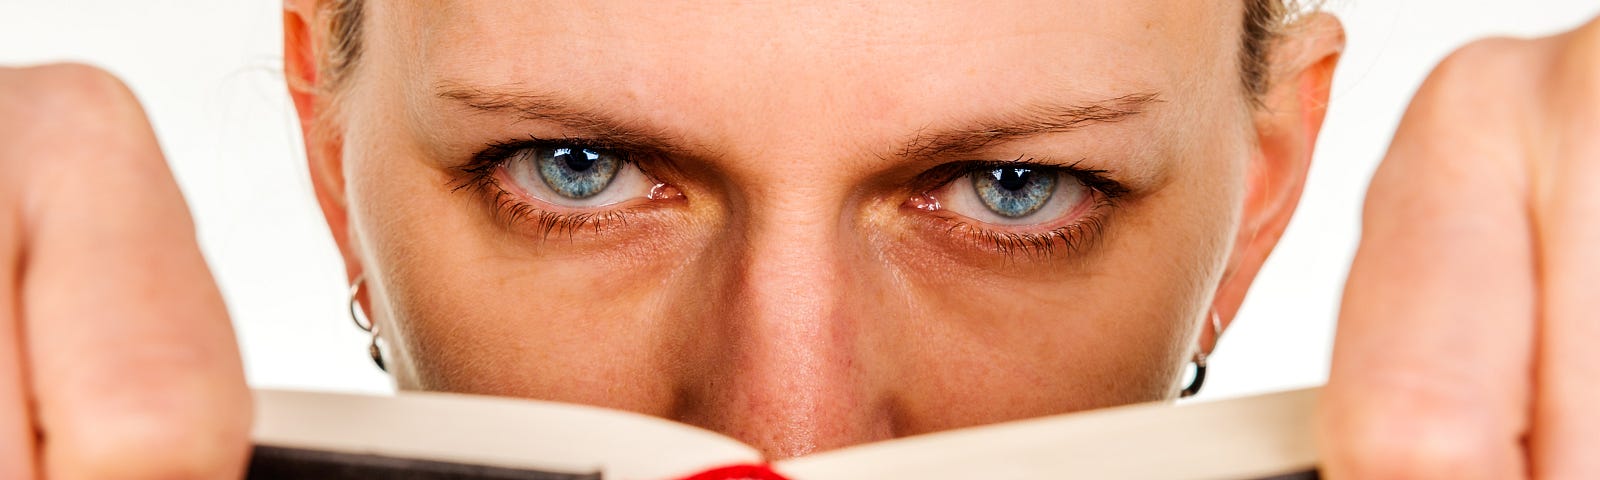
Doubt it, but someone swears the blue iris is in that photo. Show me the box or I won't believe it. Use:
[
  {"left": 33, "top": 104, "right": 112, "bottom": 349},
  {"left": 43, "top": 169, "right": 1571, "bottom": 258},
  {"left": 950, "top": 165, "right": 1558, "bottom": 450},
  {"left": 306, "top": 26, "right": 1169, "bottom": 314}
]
[
  {"left": 972, "top": 168, "right": 1056, "bottom": 218},
  {"left": 536, "top": 147, "right": 621, "bottom": 199}
]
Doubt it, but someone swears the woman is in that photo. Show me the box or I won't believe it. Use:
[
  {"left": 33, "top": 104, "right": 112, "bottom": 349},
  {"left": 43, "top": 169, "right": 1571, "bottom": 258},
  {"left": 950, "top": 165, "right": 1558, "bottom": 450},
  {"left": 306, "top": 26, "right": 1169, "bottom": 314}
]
[
  {"left": 293, "top": 0, "right": 1339, "bottom": 455},
  {"left": 0, "top": 1, "right": 1593, "bottom": 479}
]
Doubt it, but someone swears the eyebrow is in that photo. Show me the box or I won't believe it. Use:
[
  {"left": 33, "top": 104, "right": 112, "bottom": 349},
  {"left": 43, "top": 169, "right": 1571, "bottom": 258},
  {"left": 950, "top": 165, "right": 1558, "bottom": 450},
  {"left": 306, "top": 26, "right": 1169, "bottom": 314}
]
[
  {"left": 435, "top": 82, "right": 696, "bottom": 155},
  {"left": 895, "top": 93, "right": 1161, "bottom": 159},
  {"left": 438, "top": 82, "right": 1158, "bottom": 161}
]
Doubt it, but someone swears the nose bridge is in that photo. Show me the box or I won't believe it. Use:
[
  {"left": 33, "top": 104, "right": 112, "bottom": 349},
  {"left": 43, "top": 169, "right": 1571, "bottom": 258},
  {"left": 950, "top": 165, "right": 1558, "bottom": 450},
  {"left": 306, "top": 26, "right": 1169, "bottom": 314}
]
[
  {"left": 739, "top": 197, "right": 847, "bottom": 331},
  {"left": 685, "top": 178, "right": 890, "bottom": 458},
  {"left": 721, "top": 141, "right": 860, "bottom": 328}
]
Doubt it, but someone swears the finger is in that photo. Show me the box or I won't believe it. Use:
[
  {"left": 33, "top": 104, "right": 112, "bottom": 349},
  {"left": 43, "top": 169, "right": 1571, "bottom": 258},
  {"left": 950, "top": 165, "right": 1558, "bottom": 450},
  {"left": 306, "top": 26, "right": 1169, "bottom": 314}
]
[
  {"left": 11, "top": 64, "right": 251, "bottom": 479},
  {"left": 0, "top": 164, "right": 35, "bottom": 477},
  {"left": 1318, "top": 41, "right": 1538, "bottom": 480},
  {"left": 0, "top": 64, "right": 71, "bottom": 480},
  {"left": 1530, "top": 21, "right": 1600, "bottom": 479},
  {"left": 0, "top": 266, "right": 35, "bottom": 479}
]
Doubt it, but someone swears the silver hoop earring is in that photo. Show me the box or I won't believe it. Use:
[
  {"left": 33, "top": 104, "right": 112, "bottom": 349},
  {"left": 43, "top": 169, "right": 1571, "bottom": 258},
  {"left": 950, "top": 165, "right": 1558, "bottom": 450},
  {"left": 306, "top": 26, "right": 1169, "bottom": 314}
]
[
  {"left": 1180, "top": 310, "right": 1222, "bottom": 398},
  {"left": 1180, "top": 351, "right": 1208, "bottom": 398},
  {"left": 348, "top": 273, "right": 386, "bottom": 372}
]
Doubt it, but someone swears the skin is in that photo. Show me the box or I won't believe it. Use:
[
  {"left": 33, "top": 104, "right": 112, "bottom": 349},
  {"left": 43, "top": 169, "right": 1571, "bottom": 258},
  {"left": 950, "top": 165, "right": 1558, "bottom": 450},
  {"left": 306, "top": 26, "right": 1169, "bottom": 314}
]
[
  {"left": 1319, "top": 17, "right": 1600, "bottom": 480},
  {"left": 0, "top": 2, "right": 1592, "bottom": 480},
  {"left": 286, "top": 0, "right": 1337, "bottom": 458},
  {"left": 0, "top": 64, "right": 249, "bottom": 479}
]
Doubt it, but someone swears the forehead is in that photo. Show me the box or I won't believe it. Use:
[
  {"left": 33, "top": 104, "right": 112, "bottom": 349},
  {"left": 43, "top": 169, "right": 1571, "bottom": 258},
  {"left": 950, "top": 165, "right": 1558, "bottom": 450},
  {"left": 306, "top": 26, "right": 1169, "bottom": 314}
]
[{"left": 374, "top": 1, "right": 1241, "bottom": 149}]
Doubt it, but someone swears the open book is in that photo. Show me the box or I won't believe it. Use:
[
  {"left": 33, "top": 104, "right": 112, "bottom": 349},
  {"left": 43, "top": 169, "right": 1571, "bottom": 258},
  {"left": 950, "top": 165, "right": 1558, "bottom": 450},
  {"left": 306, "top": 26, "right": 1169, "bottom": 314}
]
[{"left": 247, "top": 387, "right": 1322, "bottom": 480}]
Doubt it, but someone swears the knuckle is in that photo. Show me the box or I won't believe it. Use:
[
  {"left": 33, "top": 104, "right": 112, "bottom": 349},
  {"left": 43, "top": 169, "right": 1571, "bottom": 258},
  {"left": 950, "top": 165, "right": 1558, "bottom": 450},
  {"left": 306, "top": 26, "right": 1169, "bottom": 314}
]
[
  {"left": 1415, "top": 37, "right": 1530, "bottom": 107},
  {"left": 23, "top": 63, "right": 125, "bottom": 89},
  {"left": 1, "top": 64, "right": 156, "bottom": 170},
  {"left": 1436, "top": 37, "right": 1527, "bottom": 77},
  {"left": 1568, "top": 14, "right": 1600, "bottom": 50},
  {"left": 43, "top": 368, "right": 252, "bottom": 480},
  {"left": 0, "top": 63, "right": 170, "bottom": 194},
  {"left": 1554, "top": 24, "right": 1600, "bottom": 89},
  {"left": 3, "top": 63, "right": 137, "bottom": 119},
  {"left": 47, "top": 394, "right": 251, "bottom": 480},
  {"left": 1325, "top": 387, "right": 1512, "bottom": 479},
  {"left": 1375, "top": 37, "right": 1542, "bottom": 193}
]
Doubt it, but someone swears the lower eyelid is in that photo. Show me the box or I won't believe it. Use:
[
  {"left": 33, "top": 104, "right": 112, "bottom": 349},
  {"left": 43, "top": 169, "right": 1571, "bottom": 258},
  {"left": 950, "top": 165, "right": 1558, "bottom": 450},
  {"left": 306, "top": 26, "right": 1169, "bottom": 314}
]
[
  {"left": 494, "top": 183, "right": 646, "bottom": 239},
  {"left": 908, "top": 194, "right": 1115, "bottom": 259},
  {"left": 943, "top": 214, "right": 1107, "bottom": 258},
  {"left": 467, "top": 166, "right": 685, "bottom": 241},
  {"left": 464, "top": 151, "right": 1113, "bottom": 251}
]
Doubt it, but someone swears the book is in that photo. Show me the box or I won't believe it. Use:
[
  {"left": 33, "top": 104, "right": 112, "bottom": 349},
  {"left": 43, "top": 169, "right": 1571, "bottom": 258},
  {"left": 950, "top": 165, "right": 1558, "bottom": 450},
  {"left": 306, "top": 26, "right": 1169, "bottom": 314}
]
[{"left": 247, "top": 387, "right": 1323, "bottom": 480}]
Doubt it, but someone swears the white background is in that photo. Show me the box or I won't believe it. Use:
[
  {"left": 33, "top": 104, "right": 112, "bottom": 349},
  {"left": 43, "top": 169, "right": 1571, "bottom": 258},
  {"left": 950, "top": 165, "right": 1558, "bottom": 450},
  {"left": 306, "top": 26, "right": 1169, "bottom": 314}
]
[{"left": 2, "top": 1, "right": 1597, "bottom": 401}]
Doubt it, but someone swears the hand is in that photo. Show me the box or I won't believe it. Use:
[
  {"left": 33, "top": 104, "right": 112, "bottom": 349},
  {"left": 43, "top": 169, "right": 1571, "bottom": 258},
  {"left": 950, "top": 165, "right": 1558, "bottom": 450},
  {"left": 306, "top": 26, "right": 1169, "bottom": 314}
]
[
  {"left": 1320, "top": 17, "right": 1600, "bottom": 480},
  {"left": 0, "top": 64, "right": 250, "bottom": 479}
]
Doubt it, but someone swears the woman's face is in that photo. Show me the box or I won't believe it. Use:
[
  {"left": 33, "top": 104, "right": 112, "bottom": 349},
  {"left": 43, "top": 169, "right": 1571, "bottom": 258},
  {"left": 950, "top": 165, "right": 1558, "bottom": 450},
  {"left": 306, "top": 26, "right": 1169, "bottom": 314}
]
[{"left": 292, "top": 0, "right": 1335, "bottom": 458}]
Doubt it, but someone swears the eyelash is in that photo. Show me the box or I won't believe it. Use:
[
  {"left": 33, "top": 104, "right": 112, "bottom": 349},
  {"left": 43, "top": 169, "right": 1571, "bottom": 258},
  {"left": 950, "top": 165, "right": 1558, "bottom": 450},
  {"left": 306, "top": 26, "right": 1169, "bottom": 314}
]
[
  {"left": 452, "top": 137, "right": 647, "bottom": 239},
  {"left": 916, "top": 158, "right": 1128, "bottom": 258},
  {"left": 933, "top": 202, "right": 1114, "bottom": 258},
  {"left": 453, "top": 140, "right": 1128, "bottom": 257}
]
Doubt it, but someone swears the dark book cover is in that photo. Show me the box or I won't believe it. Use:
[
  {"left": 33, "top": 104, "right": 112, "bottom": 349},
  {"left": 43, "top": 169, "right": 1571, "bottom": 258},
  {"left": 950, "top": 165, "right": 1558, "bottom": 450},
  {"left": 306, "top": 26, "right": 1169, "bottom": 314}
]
[{"left": 245, "top": 445, "right": 1321, "bottom": 480}]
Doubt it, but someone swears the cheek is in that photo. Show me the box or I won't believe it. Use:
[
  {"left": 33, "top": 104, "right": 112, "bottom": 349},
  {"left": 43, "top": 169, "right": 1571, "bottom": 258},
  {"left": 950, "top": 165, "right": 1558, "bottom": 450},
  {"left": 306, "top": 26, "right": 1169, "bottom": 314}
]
[
  {"left": 343, "top": 135, "right": 703, "bottom": 415},
  {"left": 873, "top": 197, "right": 1228, "bottom": 434}
]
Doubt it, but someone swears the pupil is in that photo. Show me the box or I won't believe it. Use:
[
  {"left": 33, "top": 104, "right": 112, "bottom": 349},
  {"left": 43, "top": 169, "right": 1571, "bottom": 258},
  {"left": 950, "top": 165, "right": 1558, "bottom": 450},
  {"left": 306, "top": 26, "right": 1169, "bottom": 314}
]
[
  {"left": 562, "top": 148, "right": 597, "bottom": 172},
  {"left": 996, "top": 168, "right": 1030, "bottom": 191}
]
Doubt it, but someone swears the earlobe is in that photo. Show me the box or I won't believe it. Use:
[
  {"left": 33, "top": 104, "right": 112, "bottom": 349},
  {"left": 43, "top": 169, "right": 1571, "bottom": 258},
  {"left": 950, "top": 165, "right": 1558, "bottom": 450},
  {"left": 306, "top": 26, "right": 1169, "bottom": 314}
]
[
  {"left": 1205, "top": 13, "right": 1345, "bottom": 348},
  {"left": 284, "top": 2, "right": 363, "bottom": 283}
]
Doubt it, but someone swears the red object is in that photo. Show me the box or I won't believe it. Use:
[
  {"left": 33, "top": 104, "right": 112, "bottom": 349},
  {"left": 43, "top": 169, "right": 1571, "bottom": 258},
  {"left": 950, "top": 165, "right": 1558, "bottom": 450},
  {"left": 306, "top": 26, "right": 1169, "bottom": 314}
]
[{"left": 676, "top": 464, "right": 791, "bottom": 480}]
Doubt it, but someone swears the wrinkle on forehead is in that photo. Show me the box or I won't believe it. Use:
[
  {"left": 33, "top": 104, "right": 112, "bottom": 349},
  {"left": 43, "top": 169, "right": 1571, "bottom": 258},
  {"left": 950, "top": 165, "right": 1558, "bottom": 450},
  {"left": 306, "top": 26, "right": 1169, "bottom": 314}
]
[
  {"left": 399, "top": 0, "right": 1234, "bottom": 93},
  {"left": 383, "top": 1, "right": 1241, "bottom": 176}
]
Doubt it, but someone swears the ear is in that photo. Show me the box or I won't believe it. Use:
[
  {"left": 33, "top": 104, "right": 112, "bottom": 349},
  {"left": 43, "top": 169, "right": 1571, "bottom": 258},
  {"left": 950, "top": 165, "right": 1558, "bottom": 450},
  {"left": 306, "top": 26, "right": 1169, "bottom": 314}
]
[
  {"left": 285, "top": 0, "right": 362, "bottom": 286},
  {"left": 1205, "top": 13, "right": 1345, "bottom": 352}
]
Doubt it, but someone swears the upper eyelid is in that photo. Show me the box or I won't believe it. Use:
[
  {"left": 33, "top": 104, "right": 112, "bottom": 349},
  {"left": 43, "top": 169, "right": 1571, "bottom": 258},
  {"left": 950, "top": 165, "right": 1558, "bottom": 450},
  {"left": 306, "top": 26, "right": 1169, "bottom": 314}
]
[
  {"left": 458, "top": 137, "right": 638, "bottom": 176},
  {"left": 452, "top": 141, "right": 1120, "bottom": 254},
  {"left": 460, "top": 139, "right": 1129, "bottom": 203},
  {"left": 914, "top": 158, "right": 1123, "bottom": 194}
]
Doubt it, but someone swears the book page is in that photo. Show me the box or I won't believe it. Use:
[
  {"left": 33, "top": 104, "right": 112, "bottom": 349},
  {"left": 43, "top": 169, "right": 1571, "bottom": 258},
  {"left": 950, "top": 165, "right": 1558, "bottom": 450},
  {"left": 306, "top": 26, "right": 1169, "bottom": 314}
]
[
  {"left": 775, "top": 388, "right": 1319, "bottom": 480},
  {"left": 253, "top": 389, "right": 763, "bottom": 480}
]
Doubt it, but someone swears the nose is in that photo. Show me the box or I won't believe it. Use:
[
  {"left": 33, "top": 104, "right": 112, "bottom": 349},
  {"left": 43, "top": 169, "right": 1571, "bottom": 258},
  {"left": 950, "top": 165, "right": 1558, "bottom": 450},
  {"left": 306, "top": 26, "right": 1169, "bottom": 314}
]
[{"left": 674, "top": 196, "right": 894, "bottom": 459}]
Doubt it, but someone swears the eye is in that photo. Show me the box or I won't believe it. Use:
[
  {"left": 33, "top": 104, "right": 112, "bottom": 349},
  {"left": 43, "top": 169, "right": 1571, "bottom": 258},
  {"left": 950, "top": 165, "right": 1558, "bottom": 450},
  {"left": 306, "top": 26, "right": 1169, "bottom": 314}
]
[
  {"left": 937, "top": 166, "right": 1089, "bottom": 226},
  {"left": 501, "top": 144, "right": 657, "bottom": 208},
  {"left": 537, "top": 147, "right": 619, "bottom": 198}
]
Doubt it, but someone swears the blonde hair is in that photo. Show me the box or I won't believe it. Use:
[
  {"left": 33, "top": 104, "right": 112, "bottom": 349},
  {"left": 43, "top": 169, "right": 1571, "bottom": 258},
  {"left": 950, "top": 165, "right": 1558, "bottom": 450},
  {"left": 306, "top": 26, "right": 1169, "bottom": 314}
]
[{"left": 316, "top": 0, "right": 1303, "bottom": 101}]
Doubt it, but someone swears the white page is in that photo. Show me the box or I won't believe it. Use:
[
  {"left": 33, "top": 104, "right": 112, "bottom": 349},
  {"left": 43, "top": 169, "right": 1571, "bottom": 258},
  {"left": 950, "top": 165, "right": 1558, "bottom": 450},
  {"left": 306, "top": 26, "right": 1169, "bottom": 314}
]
[{"left": 254, "top": 389, "right": 762, "bottom": 480}]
